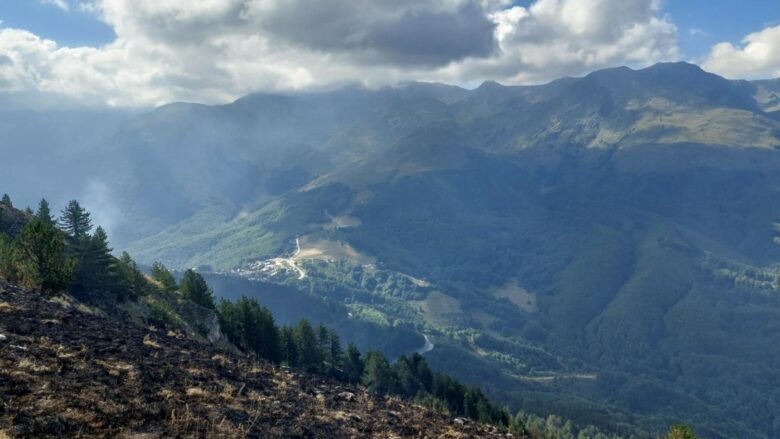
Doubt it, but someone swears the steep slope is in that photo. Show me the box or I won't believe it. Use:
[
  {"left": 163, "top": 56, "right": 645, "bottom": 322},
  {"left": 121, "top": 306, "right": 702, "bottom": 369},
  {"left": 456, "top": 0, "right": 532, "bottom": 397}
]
[{"left": 0, "top": 280, "right": 514, "bottom": 438}]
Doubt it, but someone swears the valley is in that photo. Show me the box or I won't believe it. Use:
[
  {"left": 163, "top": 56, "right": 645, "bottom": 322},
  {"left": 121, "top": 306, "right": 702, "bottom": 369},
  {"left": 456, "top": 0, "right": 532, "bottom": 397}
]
[{"left": 3, "top": 62, "right": 780, "bottom": 438}]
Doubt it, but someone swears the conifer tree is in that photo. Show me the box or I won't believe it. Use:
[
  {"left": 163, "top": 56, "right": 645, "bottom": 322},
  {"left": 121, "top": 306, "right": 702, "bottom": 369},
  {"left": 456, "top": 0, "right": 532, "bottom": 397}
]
[
  {"left": 316, "top": 323, "right": 330, "bottom": 372},
  {"left": 328, "top": 329, "right": 344, "bottom": 378},
  {"left": 362, "top": 351, "right": 394, "bottom": 395},
  {"left": 236, "top": 296, "right": 280, "bottom": 362},
  {"left": 118, "top": 251, "right": 147, "bottom": 300},
  {"left": 10, "top": 218, "right": 73, "bottom": 293},
  {"left": 23, "top": 207, "right": 33, "bottom": 215},
  {"left": 74, "top": 226, "right": 119, "bottom": 298},
  {"left": 36, "top": 199, "right": 56, "bottom": 226},
  {"left": 1, "top": 194, "right": 12, "bottom": 207},
  {"left": 409, "top": 352, "right": 433, "bottom": 392},
  {"left": 294, "top": 320, "right": 320, "bottom": 373},
  {"left": 280, "top": 326, "right": 299, "bottom": 367},
  {"left": 59, "top": 200, "right": 92, "bottom": 242},
  {"left": 343, "top": 343, "right": 364, "bottom": 385},
  {"left": 150, "top": 261, "right": 177, "bottom": 292},
  {"left": 179, "top": 269, "right": 215, "bottom": 309},
  {"left": 0, "top": 233, "right": 17, "bottom": 280}
]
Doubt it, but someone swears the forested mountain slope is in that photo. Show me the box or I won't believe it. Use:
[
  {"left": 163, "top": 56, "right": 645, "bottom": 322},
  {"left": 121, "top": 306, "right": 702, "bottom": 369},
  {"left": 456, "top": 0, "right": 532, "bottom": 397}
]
[{"left": 2, "top": 61, "right": 778, "bottom": 437}]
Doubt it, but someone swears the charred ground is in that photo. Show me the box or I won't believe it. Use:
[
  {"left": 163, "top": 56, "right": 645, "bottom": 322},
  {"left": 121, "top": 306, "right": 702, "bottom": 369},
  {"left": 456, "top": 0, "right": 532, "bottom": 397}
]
[{"left": 0, "top": 280, "right": 515, "bottom": 438}]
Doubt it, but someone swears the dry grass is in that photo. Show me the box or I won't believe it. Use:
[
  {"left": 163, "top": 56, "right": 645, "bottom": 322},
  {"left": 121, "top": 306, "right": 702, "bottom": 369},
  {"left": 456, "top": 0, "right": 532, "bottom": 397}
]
[
  {"left": 18, "top": 357, "right": 53, "bottom": 373},
  {"left": 142, "top": 335, "right": 161, "bottom": 349},
  {"left": 185, "top": 387, "right": 208, "bottom": 397}
]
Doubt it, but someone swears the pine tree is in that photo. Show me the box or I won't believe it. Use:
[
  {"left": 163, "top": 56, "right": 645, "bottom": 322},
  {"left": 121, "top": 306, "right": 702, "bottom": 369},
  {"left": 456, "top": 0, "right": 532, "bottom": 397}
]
[
  {"left": 362, "top": 351, "right": 394, "bottom": 395},
  {"left": 179, "top": 269, "right": 215, "bottom": 309},
  {"left": 59, "top": 200, "right": 92, "bottom": 242},
  {"left": 117, "top": 252, "right": 147, "bottom": 300},
  {"left": 36, "top": 199, "right": 56, "bottom": 226},
  {"left": 464, "top": 387, "right": 481, "bottom": 420},
  {"left": 23, "top": 207, "right": 33, "bottom": 215},
  {"left": 393, "top": 356, "right": 420, "bottom": 398},
  {"left": 316, "top": 323, "right": 330, "bottom": 373},
  {"left": 294, "top": 320, "right": 320, "bottom": 373},
  {"left": 409, "top": 352, "right": 433, "bottom": 392},
  {"left": 150, "top": 261, "right": 177, "bottom": 292},
  {"left": 328, "top": 329, "right": 344, "bottom": 378},
  {"left": 343, "top": 343, "right": 364, "bottom": 385},
  {"left": 237, "top": 296, "right": 280, "bottom": 362},
  {"left": 280, "top": 326, "right": 299, "bottom": 367},
  {"left": 74, "top": 226, "right": 119, "bottom": 299},
  {"left": 1, "top": 194, "right": 12, "bottom": 207},
  {"left": 0, "top": 233, "right": 17, "bottom": 280},
  {"left": 10, "top": 218, "right": 74, "bottom": 293}
]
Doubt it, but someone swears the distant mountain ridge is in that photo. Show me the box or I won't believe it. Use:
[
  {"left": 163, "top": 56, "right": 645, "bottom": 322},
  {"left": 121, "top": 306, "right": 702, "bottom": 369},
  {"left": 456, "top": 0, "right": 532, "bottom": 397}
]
[{"left": 3, "top": 61, "right": 780, "bottom": 438}]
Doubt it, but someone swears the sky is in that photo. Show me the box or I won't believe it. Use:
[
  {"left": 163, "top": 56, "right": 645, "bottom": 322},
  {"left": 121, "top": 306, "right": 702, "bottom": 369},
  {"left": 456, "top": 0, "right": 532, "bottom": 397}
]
[{"left": 0, "top": 0, "right": 779, "bottom": 107}]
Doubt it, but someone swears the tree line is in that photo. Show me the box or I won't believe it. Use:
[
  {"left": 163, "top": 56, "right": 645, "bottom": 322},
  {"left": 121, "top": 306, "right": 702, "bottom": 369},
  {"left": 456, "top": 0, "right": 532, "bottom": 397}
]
[
  {"left": 0, "top": 195, "right": 147, "bottom": 301},
  {"left": 144, "top": 257, "right": 517, "bottom": 429}
]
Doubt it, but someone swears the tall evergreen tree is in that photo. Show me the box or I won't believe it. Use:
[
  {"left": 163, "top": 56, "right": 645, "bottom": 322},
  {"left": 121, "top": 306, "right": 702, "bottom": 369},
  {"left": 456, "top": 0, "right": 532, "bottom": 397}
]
[
  {"left": 9, "top": 218, "right": 74, "bottom": 293},
  {"left": 409, "top": 352, "right": 433, "bottom": 392},
  {"left": 316, "top": 323, "right": 330, "bottom": 373},
  {"left": 343, "top": 343, "right": 364, "bottom": 385},
  {"left": 362, "top": 351, "right": 394, "bottom": 395},
  {"left": 117, "top": 251, "right": 147, "bottom": 300},
  {"left": 237, "top": 296, "right": 280, "bottom": 362},
  {"left": 36, "top": 199, "right": 56, "bottom": 226},
  {"left": 73, "top": 226, "right": 119, "bottom": 299},
  {"left": 179, "top": 269, "right": 215, "bottom": 309},
  {"left": 393, "top": 355, "right": 420, "bottom": 398},
  {"left": 0, "top": 233, "right": 17, "bottom": 280},
  {"left": 1, "top": 194, "right": 12, "bottom": 207},
  {"left": 294, "top": 320, "right": 321, "bottom": 373},
  {"left": 59, "top": 200, "right": 92, "bottom": 241},
  {"left": 328, "top": 329, "right": 344, "bottom": 378},
  {"left": 150, "top": 261, "right": 177, "bottom": 292},
  {"left": 280, "top": 326, "right": 299, "bottom": 367}
]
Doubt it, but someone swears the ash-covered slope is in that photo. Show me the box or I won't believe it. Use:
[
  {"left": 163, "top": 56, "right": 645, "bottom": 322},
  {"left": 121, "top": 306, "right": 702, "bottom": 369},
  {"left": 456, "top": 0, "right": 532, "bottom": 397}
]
[{"left": 0, "top": 280, "right": 513, "bottom": 439}]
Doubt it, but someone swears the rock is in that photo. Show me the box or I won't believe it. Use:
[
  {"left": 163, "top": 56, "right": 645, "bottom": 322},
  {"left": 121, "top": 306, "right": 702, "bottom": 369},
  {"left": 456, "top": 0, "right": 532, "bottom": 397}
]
[
  {"left": 453, "top": 417, "right": 467, "bottom": 426},
  {"left": 0, "top": 334, "right": 6, "bottom": 342},
  {"left": 316, "top": 393, "right": 326, "bottom": 404},
  {"left": 337, "top": 391, "right": 355, "bottom": 401}
]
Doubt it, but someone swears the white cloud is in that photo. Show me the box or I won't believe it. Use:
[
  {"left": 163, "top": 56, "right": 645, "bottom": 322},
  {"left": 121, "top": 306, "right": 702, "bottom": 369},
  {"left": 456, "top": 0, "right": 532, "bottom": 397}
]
[
  {"left": 688, "top": 28, "right": 707, "bottom": 37},
  {"left": 0, "top": 0, "right": 681, "bottom": 106},
  {"left": 702, "top": 24, "right": 780, "bottom": 79},
  {"left": 40, "top": 0, "right": 70, "bottom": 11},
  {"left": 436, "top": 0, "right": 679, "bottom": 84}
]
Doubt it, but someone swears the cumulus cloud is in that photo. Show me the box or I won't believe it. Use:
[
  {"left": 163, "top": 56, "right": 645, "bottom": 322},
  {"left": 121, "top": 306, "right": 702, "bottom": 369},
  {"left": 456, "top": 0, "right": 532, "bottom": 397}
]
[
  {"left": 0, "top": 0, "right": 681, "bottom": 106},
  {"left": 439, "top": 0, "right": 679, "bottom": 84},
  {"left": 702, "top": 24, "right": 780, "bottom": 79},
  {"left": 246, "top": 0, "right": 497, "bottom": 66}
]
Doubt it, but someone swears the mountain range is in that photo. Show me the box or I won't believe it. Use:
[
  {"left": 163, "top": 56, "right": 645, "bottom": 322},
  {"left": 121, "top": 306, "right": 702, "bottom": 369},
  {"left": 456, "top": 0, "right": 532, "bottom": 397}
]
[{"left": 3, "top": 61, "right": 780, "bottom": 438}]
